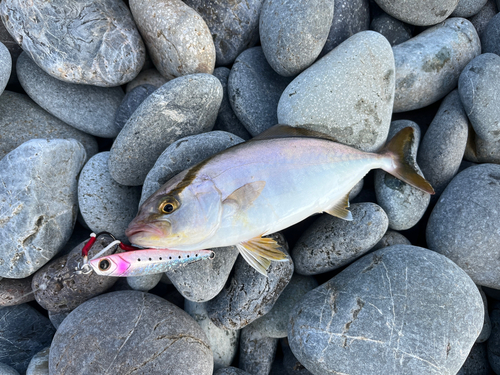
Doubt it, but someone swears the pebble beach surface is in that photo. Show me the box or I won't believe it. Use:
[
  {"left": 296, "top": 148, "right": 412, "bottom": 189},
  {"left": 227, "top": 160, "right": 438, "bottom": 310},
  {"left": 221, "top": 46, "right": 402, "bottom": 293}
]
[{"left": 0, "top": 1, "right": 498, "bottom": 374}]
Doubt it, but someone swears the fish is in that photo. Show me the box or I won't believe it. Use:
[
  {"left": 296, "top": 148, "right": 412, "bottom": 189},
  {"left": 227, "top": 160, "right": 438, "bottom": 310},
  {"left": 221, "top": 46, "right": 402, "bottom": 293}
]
[
  {"left": 89, "top": 248, "right": 215, "bottom": 277},
  {"left": 125, "top": 125, "right": 434, "bottom": 276}
]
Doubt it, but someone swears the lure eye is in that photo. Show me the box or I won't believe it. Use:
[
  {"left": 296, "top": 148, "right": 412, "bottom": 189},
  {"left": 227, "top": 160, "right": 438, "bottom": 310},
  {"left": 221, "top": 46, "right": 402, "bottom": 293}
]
[
  {"left": 98, "top": 259, "right": 110, "bottom": 271},
  {"left": 159, "top": 197, "right": 179, "bottom": 214}
]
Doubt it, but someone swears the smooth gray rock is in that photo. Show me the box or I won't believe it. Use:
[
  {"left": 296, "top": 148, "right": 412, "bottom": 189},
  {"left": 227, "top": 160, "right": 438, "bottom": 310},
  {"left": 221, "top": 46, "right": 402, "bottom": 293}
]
[
  {"left": 370, "top": 230, "right": 411, "bottom": 252},
  {"left": 373, "top": 0, "right": 459, "bottom": 26},
  {"left": 370, "top": 13, "right": 414, "bottom": 46},
  {"left": 0, "top": 363, "right": 20, "bottom": 375},
  {"left": 184, "top": 0, "right": 263, "bottom": 66},
  {"left": 109, "top": 74, "right": 223, "bottom": 186},
  {"left": 239, "top": 324, "right": 278, "bottom": 375},
  {"left": 0, "top": 91, "right": 98, "bottom": 161},
  {"left": 49, "top": 291, "right": 213, "bottom": 374},
  {"left": 215, "top": 368, "right": 251, "bottom": 375},
  {"left": 477, "top": 286, "right": 491, "bottom": 343},
  {"left": 125, "top": 68, "right": 169, "bottom": 93},
  {"left": 259, "top": 0, "right": 334, "bottom": 76},
  {"left": 0, "top": 276, "right": 34, "bottom": 306},
  {"left": 281, "top": 338, "right": 313, "bottom": 375},
  {"left": 459, "top": 53, "right": 500, "bottom": 163},
  {"left": 375, "top": 120, "right": 431, "bottom": 231},
  {"left": 469, "top": 0, "right": 498, "bottom": 37},
  {"left": 0, "top": 41, "right": 10, "bottom": 96},
  {"left": 292, "top": 203, "right": 389, "bottom": 275},
  {"left": 278, "top": 31, "right": 394, "bottom": 152},
  {"left": 78, "top": 152, "right": 141, "bottom": 241},
  {"left": 213, "top": 67, "right": 252, "bottom": 140},
  {"left": 452, "top": 0, "right": 488, "bottom": 17},
  {"left": 0, "top": 139, "right": 86, "bottom": 278},
  {"left": 228, "top": 47, "right": 293, "bottom": 136},
  {"left": 32, "top": 237, "right": 119, "bottom": 313},
  {"left": 417, "top": 90, "right": 469, "bottom": 197},
  {"left": 393, "top": 18, "right": 481, "bottom": 113},
  {"left": 207, "top": 233, "right": 293, "bottom": 330},
  {"left": 0, "top": 304, "right": 55, "bottom": 374},
  {"left": 140, "top": 131, "right": 244, "bottom": 206},
  {"left": 48, "top": 311, "right": 69, "bottom": 330},
  {"left": 126, "top": 273, "right": 162, "bottom": 292},
  {"left": 0, "top": 14, "right": 21, "bottom": 85},
  {"left": 129, "top": 0, "right": 215, "bottom": 79},
  {"left": 288, "top": 245, "right": 484, "bottom": 375},
  {"left": 0, "top": 0, "right": 145, "bottom": 86},
  {"left": 185, "top": 300, "right": 240, "bottom": 370},
  {"left": 115, "top": 84, "right": 157, "bottom": 131},
  {"left": 17, "top": 52, "right": 124, "bottom": 138},
  {"left": 321, "top": 0, "right": 370, "bottom": 55},
  {"left": 457, "top": 342, "right": 492, "bottom": 375},
  {"left": 427, "top": 164, "right": 500, "bottom": 289},
  {"left": 488, "top": 302, "right": 500, "bottom": 373},
  {"left": 249, "top": 274, "right": 318, "bottom": 338},
  {"left": 26, "top": 347, "right": 50, "bottom": 375}
]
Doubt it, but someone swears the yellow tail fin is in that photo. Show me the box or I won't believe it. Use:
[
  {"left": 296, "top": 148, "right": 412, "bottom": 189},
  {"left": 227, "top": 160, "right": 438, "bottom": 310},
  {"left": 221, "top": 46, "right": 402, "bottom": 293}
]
[{"left": 381, "top": 127, "right": 435, "bottom": 195}]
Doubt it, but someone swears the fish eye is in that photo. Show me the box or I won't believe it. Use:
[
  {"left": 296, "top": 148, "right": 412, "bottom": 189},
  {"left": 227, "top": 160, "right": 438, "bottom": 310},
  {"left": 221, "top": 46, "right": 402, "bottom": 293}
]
[
  {"left": 99, "top": 259, "right": 110, "bottom": 271},
  {"left": 159, "top": 197, "right": 179, "bottom": 214}
]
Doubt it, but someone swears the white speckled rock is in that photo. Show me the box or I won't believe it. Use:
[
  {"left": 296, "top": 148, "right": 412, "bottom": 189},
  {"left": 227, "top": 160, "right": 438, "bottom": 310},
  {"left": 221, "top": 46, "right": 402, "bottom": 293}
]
[
  {"left": 278, "top": 31, "right": 394, "bottom": 152},
  {"left": 373, "top": 0, "right": 459, "bottom": 26},
  {"left": 393, "top": 18, "right": 481, "bottom": 113},
  {"left": 0, "top": 139, "right": 86, "bottom": 278},
  {"left": 129, "top": 0, "right": 215, "bottom": 79},
  {"left": 0, "top": 41, "right": 10, "bottom": 96}
]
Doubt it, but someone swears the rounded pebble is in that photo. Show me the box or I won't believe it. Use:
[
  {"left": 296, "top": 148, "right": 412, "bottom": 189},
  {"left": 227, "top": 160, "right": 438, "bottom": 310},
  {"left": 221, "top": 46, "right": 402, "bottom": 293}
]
[
  {"left": 292, "top": 203, "right": 389, "bottom": 275},
  {"left": 0, "top": 0, "right": 145, "bottom": 86},
  {"left": 228, "top": 47, "right": 293, "bottom": 136},
  {"left": 0, "top": 20, "right": 21, "bottom": 85},
  {"left": 26, "top": 347, "right": 50, "bottom": 375},
  {"left": 0, "top": 139, "right": 86, "bottom": 278},
  {"left": 129, "top": 0, "right": 215, "bottom": 79},
  {"left": 0, "top": 275, "right": 34, "bottom": 306},
  {"left": 214, "top": 368, "right": 251, "bottom": 375},
  {"left": 373, "top": 0, "right": 459, "bottom": 26},
  {"left": 469, "top": 0, "right": 498, "bottom": 37},
  {"left": 281, "top": 338, "right": 313, "bottom": 375},
  {"left": 126, "top": 273, "right": 163, "bottom": 292},
  {"left": 278, "top": 31, "right": 394, "bottom": 152},
  {"left": 0, "top": 41, "right": 10, "bottom": 96},
  {"left": 288, "top": 245, "right": 484, "bottom": 375},
  {"left": 370, "top": 13, "right": 414, "bottom": 46},
  {"left": 0, "top": 363, "right": 20, "bottom": 375},
  {"left": 427, "top": 164, "right": 500, "bottom": 288},
  {"left": 239, "top": 324, "right": 278, "bottom": 375},
  {"left": 125, "top": 68, "right": 168, "bottom": 93},
  {"left": 452, "top": 0, "right": 488, "bottom": 17},
  {"left": 114, "top": 84, "right": 157, "bottom": 131},
  {"left": 78, "top": 152, "right": 141, "bottom": 241},
  {"left": 370, "top": 230, "right": 411, "bottom": 252},
  {"left": 48, "top": 311, "right": 69, "bottom": 330},
  {"left": 393, "top": 18, "right": 481, "bottom": 113}
]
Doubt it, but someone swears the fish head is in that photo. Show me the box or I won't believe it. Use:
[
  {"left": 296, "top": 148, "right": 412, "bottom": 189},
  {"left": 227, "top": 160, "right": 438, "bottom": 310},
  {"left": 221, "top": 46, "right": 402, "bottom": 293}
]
[{"left": 126, "top": 175, "right": 222, "bottom": 249}]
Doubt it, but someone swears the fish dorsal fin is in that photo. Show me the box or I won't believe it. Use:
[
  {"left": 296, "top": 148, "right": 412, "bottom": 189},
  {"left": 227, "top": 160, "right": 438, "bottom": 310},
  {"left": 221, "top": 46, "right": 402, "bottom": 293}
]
[
  {"left": 223, "top": 181, "right": 266, "bottom": 211},
  {"left": 324, "top": 194, "right": 353, "bottom": 221},
  {"left": 237, "top": 236, "right": 288, "bottom": 276},
  {"left": 251, "top": 124, "right": 339, "bottom": 143}
]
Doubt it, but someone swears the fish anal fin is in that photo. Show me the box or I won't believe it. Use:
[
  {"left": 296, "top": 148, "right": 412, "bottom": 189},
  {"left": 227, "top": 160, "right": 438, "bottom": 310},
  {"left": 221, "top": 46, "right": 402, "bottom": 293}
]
[
  {"left": 237, "top": 236, "right": 288, "bottom": 276},
  {"left": 325, "top": 194, "right": 353, "bottom": 221},
  {"left": 223, "top": 181, "right": 266, "bottom": 211},
  {"left": 251, "top": 124, "right": 339, "bottom": 143}
]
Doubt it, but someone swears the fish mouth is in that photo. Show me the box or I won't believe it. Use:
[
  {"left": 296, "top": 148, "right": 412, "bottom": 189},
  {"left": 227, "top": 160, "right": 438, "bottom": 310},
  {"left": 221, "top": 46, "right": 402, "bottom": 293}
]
[{"left": 125, "top": 222, "right": 167, "bottom": 238}]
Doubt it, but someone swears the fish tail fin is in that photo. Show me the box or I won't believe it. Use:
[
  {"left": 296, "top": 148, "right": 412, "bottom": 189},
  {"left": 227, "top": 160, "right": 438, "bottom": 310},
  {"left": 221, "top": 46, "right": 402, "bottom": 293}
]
[
  {"left": 380, "top": 127, "right": 435, "bottom": 195},
  {"left": 236, "top": 236, "right": 288, "bottom": 277}
]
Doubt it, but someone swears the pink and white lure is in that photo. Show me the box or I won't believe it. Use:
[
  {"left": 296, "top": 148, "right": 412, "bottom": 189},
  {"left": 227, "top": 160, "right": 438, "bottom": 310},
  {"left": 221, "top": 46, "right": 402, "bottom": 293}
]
[{"left": 89, "top": 248, "right": 215, "bottom": 277}]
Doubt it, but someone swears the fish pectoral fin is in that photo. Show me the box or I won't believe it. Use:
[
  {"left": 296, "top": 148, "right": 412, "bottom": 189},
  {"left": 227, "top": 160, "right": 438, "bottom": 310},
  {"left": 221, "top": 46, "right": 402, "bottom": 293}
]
[
  {"left": 223, "top": 181, "right": 266, "bottom": 211},
  {"left": 324, "top": 194, "right": 353, "bottom": 221},
  {"left": 236, "top": 236, "right": 288, "bottom": 277}
]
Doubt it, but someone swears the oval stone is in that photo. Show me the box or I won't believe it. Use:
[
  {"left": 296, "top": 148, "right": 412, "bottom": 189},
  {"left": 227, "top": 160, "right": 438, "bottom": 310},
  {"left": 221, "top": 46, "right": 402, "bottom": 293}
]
[
  {"left": 0, "top": 0, "right": 145, "bottom": 86},
  {"left": 452, "top": 0, "right": 488, "bottom": 17},
  {"left": 288, "top": 245, "right": 484, "bottom": 375},
  {"left": 109, "top": 74, "right": 222, "bottom": 186},
  {"left": 0, "top": 41, "right": 10, "bottom": 96},
  {"left": 427, "top": 164, "right": 500, "bottom": 288},
  {"left": 393, "top": 18, "right": 480, "bottom": 113},
  {"left": 239, "top": 324, "right": 278, "bottom": 374},
  {"left": 370, "top": 13, "right": 414, "bottom": 46},
  {"left": 0, "top": 139, "right": 86, "bottom": 278},
  {"left": 26, "top": 347, "right": 50, "bottom": 375},
  {"left": 125, "top": 68, "right": 169, "bottom": 93},
  {"left": 49, "top": 291, "right": 213, "bottom": 374},
  {"left": 0, "top": 276, "right": 34, "bottom": 306},
  {"left": 469, "top": 0, "right": 499, "bottom": 38},
  {"left": 115, "top": 84, "right": 157, "bottom": 131},
  {"left": 481, "top": 12, "right": 500, "bottom": 55},
  {"left": 129, "top": 0, "right": 215, "bottom": 79},
  {"left": 373, "top": 0, "right": 459, "bottom": 26},
  {"left": 278, "top": 31, "right": 394, "bottom": 152}
]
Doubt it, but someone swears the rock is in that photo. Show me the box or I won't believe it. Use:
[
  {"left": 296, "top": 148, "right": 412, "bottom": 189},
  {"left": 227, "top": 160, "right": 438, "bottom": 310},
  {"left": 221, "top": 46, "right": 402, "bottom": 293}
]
[
  {"left": 213, "top": 67, "right": 252, "bottom": 140},
  {"left": 207, "top": 233, "right": 293, "bottom": 330},
  {"left": 78, "top": 152, "right": 141, "bottom": 241},
  {"left": 457, "top": 342, "right": 492, "bottom": 375},
  {"left": 140, "top": 131, "right": 244, "bottom": 205},
  {"left": 469, "top": 0, "right": 498, "bottom": 37},
  {"left": 249, "top": 274, "right": 318, "bottom": 338},
  {"left": 370, "top": 230, "right": 411, "bottom": 252},
  {"left": 292, "top": 203, "right": 388, "bottom": 275},
  {"left": 26, "top": 347, "right": 50, "bottom": 375},
  {"left": 0, "top": 0, "right": 145, "bottom": 86},
  {"left": 393, "top": 18, "right": 481, "bottom": 113},
  {"left": 0, "top": 41, "right": 10, "bottom": 96},
  {"left": 109, "top": 74, "right": 222, "bottom": 186},
  {"left": 0, "top": 19, "right": 22, "bottom": 85},
  {"left": 48, "top": 311, "right": 69, "bottom": 330},
  {"left": 373, "top": 0, "right": 459, "bottom": 26},
  {"left": 459, "top": 53, "right": 500, "bottom": 163},
  {"left": 427, "top": 164, "right": 500, "bottom": 289},
  {"left": 214, "top": 368, "right": 251, "bottom": 375},
  {"left": 477, "top": 286, "right": 491, "bottom": 343},
  {"left": 129, "top": 0, "right": 215, "bottom": 79},
  {"left": 127, "top": 273, "right": 163, "bottom": 292},
  {"left": 228, "top": 47, "right": 293, "bottom": 136},
  {"left": 417, "top": 90, "right": 469, "bottom": 197},
  {"left": 239, "top": 324, "right": 278, "bottom": 375},
  {"left": 288, "top": 245, "right": 484, "bottom": 375},
  {"left": 452, "top": 0, "right": 488, "bottom": 17},
  {"left": 375, "top": 120, "right": 431, "bottom": 231},
  {"left": 0, "top": 91, "right": 98, "bottom": 161},
  {"left": 488, "top": 302, "right": 500, "bottom": 373},
  {"left": 125, "top": 68, "right": 168, "bottom": 93},
  {"left": 281, "top": 338, "right": 313, "bottom": 375},
  {"left": 0, "top": 304, "right": 55, "bottom": 374},
  {"left": 0, "top": 139, "right": 86, "bottom": 278},
  {"left": 183, "top": 0, "right": 262, "bottom": 66},
  {"left": 0, "top": 363, "right": 20, "bottom": 375},
  {"left": 49, "top": 291, "right": 213, "bottom": 374},
  {"left": 277, "top": 31, "right": 394, "bottom": 152},
  {"left": 0, "top": 275, "right": 34, "bottom": 306},
  {"left": 370, "top": 13, "right": 414, "bottom": 46},
  {"left": 115, "top": 84, "right": 157, "bottom": 131},
  {"left": 259, "top": 0, "right": 334, "bottom": 76},
  {"left": 185, "top": 300, "right": 240, "bottom": 370}
]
